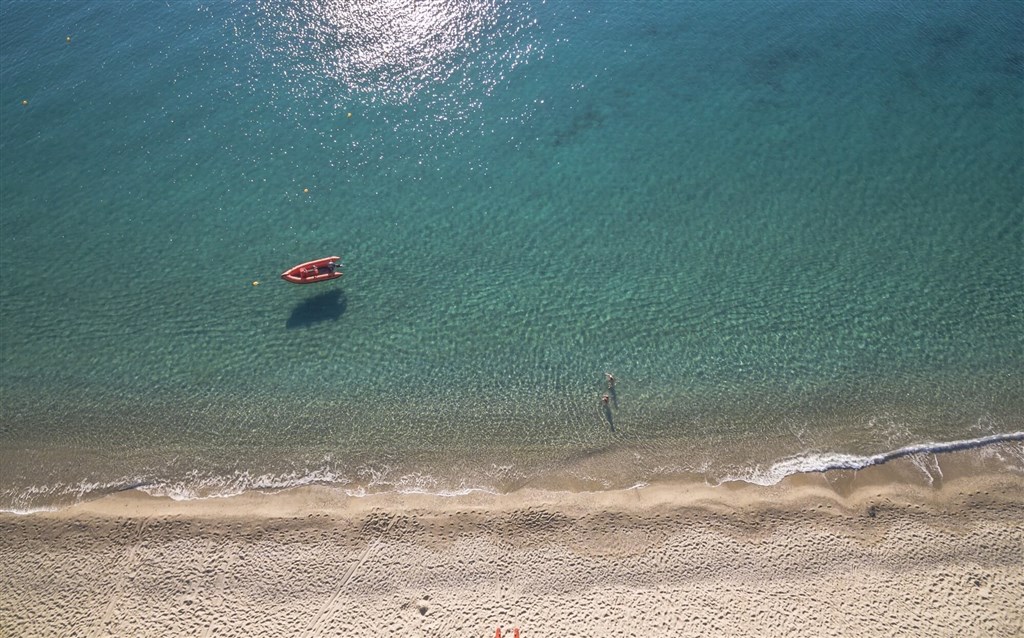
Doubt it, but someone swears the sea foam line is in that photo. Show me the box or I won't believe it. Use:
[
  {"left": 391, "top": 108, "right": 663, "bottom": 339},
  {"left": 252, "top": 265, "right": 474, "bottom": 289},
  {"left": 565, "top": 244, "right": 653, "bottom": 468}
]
[
  {"left": 733, "top": 431, "right": 1024, "bottom": 487},
  {"left": 4, "top": 432, "right": 1022, "bottom": 513}
]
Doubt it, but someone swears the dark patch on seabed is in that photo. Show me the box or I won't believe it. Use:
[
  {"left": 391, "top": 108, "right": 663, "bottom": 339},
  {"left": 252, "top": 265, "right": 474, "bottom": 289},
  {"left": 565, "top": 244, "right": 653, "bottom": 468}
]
[
  {"left": 551, "top": 103, "right": 607, "bottom": 147},
  {"left": 920, "top": 22, "right": 972, "bottom": 54},
  {"left": 1001, "top": 52, "right": 1023, "bottom": 78},
  {"left": 747, "top": 45, "right": 813, "bottom": 93}
]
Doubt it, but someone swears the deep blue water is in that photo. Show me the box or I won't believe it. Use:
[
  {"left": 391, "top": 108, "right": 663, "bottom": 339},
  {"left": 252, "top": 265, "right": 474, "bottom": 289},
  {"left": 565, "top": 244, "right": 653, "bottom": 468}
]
[{"left": 1, "top": 0, "right": 1022, "bottom": 509}]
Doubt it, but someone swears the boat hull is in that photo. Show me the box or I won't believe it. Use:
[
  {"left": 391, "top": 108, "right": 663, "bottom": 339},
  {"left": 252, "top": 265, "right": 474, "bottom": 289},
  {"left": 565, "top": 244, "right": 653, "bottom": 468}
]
[{"left": 280, "top": 256, "right": 343, "bottom": 284}]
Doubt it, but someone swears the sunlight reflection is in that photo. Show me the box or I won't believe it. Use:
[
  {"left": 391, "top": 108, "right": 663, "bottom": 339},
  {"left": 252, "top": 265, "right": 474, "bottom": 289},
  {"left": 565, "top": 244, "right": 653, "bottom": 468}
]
[{"left": 289, "top": 0, "right": 501, "bottom": 103}]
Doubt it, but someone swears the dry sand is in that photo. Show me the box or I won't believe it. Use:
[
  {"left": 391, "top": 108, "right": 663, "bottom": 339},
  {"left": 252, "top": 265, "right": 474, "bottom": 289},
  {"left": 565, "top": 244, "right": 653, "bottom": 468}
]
[{"left": 1, "top": 450, "right": 1022, "bottom": 637}]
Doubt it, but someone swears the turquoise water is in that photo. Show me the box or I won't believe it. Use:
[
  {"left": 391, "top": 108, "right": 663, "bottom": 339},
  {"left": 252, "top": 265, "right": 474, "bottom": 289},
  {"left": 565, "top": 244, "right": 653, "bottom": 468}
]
[{"left": 1, "top": 0, "right": 1022, "bottom": 509}]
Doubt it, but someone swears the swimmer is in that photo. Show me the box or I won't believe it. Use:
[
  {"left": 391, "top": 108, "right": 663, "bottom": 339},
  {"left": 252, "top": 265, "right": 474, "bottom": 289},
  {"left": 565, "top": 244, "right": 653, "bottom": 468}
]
[{"left": 605, "top": 372, "right": 616, "bottom": 389}]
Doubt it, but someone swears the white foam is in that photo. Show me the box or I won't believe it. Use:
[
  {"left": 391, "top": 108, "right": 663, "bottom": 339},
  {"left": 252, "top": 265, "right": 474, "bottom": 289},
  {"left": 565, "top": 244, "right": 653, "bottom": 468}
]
[
  {"left": 138, "top": 466, "right": 351, "bottom": 501},
  {"left": 727, "top": 431, "right": 1024, "bottom": 486},
  {"left": 396, "top": 486, "right": 498, "bottom": 498},
  {"left": 0, "top": 505, "right": 60, "bottom": 516},
  {"left": 6, "top": 432, "right": 1022, "bottom": 512}
]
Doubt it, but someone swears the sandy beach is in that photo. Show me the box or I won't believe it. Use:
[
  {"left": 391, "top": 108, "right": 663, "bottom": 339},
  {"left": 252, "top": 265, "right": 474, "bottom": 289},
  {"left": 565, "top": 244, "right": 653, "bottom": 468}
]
[{"left": 1, "top": 449, "right": 1022, "bottom": 638}]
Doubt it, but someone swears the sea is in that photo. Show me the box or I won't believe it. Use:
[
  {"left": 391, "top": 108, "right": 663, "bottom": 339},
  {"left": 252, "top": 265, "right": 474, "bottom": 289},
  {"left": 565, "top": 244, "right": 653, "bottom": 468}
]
[{"left": 1, "top": 0, "right": 1022, "bottom": 512}]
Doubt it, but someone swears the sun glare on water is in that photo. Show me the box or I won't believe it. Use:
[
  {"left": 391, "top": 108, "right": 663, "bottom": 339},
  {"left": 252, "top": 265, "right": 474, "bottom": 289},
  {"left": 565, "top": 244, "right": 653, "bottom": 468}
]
[
  {"left": 254, "top": 0, "right": 533, "bottom": 105},
  {"left": 321, "top": 0, "right": 496, "bottom": 101}
]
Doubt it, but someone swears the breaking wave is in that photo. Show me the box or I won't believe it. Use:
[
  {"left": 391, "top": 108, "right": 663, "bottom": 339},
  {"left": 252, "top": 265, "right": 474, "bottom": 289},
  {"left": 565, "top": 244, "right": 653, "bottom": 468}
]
[
  {"left": 2, "top": 431, "right": 1022, "bottom": 514},
  {"left": 732, "top": 431, "right": 1024, "bottom": 486}
]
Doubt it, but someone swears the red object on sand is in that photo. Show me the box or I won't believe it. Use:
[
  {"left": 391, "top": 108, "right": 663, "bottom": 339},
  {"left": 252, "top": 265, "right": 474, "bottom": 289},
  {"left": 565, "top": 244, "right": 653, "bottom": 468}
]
[
  {"left": 495, "top": 629, "right": 501, "bottom": 638},
  {"left": 280, "top": 256, "right": 343, "bottom": 284}
]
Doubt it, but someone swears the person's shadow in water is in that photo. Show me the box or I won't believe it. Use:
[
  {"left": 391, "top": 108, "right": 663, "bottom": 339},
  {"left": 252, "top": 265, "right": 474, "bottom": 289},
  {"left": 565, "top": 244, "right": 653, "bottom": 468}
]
[
  {"left": 286, "top": 289, "right": 347, "bottom": 329},
  {"left": 602, "top": 403, "right": 615, "bottom": 432}
]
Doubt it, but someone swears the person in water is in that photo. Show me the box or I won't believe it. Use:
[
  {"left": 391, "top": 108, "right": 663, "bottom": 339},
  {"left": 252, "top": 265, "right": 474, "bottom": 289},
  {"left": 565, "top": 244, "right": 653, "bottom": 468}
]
[{"left": 605, "top": 372, "right": 616, "bottom": 389}]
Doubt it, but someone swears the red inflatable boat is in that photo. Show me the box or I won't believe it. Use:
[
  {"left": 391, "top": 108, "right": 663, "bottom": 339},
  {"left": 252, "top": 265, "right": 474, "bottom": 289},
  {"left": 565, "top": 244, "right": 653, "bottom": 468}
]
[{"left": 280, "top": 256, "right": 343, "bottom": 284}]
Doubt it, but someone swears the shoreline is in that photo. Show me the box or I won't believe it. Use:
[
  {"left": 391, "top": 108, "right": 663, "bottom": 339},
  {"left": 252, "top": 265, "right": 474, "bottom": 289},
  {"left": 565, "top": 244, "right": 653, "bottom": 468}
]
[
  {"left": 2, "top": 430, "right": 1021, "bottom": 514},
  {"left": 2, "top": 448, "right": 1022, "bottom": 636},
  {"left": 38, "top": 440, "right": 1024, "bottom": 519}
]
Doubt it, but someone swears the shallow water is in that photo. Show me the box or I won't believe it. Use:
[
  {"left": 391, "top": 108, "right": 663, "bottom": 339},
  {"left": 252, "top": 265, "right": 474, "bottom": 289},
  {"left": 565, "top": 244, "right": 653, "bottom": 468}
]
[{"left": 1, "top": 0, "right": 1022, "bottom": 510}]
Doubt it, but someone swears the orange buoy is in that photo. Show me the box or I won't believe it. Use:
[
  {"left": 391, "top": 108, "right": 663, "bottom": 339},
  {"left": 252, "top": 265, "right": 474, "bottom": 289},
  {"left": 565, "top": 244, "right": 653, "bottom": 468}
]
[
  {"left": 494, "top": 628, "right": 502, "bottom": 638},
  {"left": 514, "top": 629, "right": 520, "bottom": 638}
]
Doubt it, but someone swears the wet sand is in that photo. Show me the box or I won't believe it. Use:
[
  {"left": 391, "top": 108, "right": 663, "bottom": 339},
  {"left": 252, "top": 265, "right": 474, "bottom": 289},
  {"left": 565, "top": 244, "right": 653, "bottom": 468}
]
[{"left": 1, "top": 449, "right": 1022, "bottom": 637}]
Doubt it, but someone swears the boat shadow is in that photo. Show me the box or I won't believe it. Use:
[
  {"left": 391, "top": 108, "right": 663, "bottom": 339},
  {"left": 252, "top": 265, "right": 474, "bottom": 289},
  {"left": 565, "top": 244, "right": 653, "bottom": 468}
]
[{"left": 286, "top": 289, "right": 347, "bottom": 329}]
